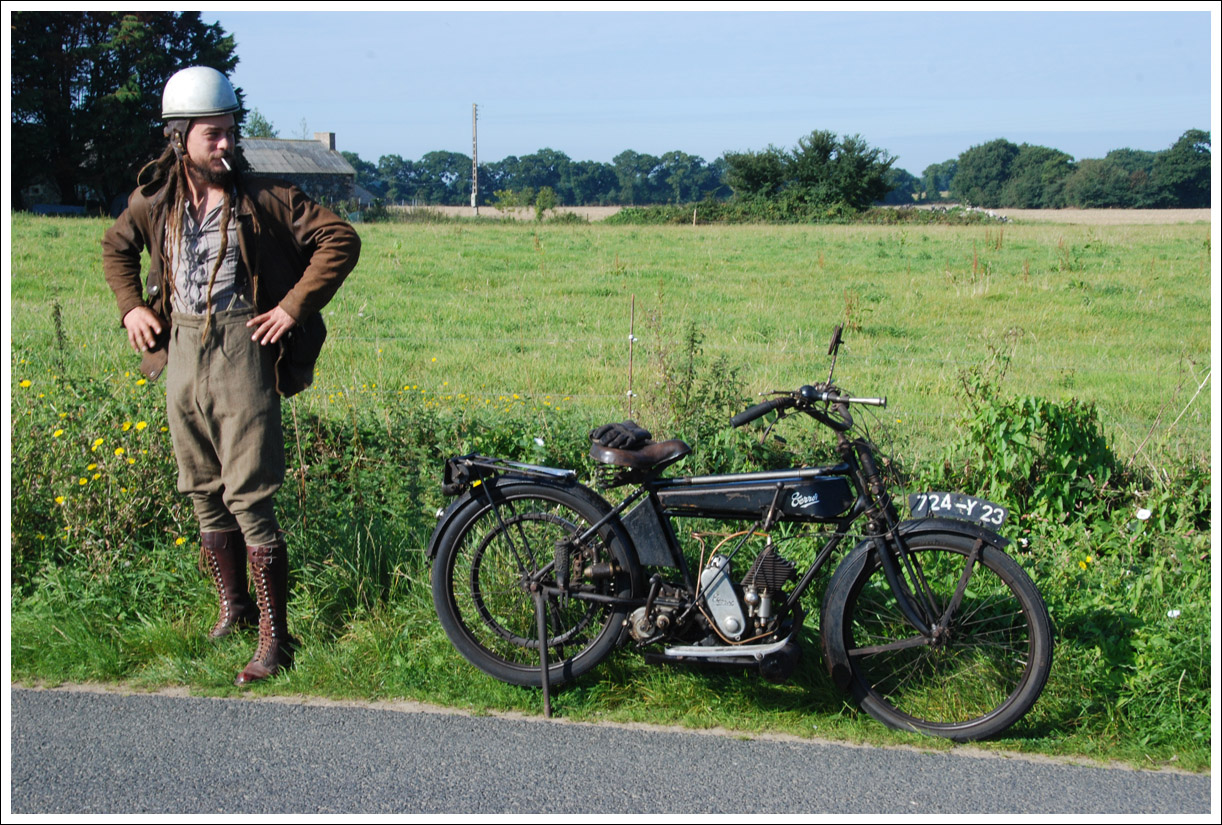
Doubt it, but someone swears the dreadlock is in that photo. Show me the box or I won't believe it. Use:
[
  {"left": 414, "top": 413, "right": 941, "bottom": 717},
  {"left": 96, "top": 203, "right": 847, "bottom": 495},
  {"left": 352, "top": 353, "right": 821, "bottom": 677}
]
[{"left": 136, "top": 124, "right": 236, "bottom": 337}]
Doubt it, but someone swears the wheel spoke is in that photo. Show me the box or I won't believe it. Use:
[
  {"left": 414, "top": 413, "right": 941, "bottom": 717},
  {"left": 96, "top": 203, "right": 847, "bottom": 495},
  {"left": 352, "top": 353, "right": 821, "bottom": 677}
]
[
  {"left": 823, "top": 533, "right": 1052, "bottom": 739},
  {"left": 432, "top": 484, "right": 633, "bottom": 687}
]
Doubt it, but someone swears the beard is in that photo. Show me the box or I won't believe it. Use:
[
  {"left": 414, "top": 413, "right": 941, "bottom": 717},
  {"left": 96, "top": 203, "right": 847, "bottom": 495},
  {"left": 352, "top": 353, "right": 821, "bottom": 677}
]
[{"left": 185, "top": 152, "right": 234, "bottom": 187}]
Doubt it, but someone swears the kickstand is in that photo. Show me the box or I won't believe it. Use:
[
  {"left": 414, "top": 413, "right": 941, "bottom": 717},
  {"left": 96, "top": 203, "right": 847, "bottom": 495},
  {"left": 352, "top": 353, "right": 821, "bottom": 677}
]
[{"left": 532, "top": 584, "right": 552, "bottom": 718}]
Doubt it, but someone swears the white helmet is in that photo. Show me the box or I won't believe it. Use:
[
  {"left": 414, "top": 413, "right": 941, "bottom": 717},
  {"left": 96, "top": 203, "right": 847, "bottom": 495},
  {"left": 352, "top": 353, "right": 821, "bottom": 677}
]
[{"left": 161, "top": 66, "right": 239, "bottom": 119}]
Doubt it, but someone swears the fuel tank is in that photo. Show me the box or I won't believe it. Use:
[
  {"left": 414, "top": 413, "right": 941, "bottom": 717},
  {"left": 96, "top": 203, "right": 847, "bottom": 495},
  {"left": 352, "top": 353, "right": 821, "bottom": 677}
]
[{"left": 656, "top": 474, "right": 855, "bottom": 522}]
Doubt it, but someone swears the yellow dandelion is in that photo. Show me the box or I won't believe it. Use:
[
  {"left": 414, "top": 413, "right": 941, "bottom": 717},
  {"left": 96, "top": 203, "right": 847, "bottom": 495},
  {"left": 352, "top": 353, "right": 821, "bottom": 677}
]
[
  {"left": 114, "top": 447, "right": 125, "bottom": 456},
  {"left": 55, "top": 496, "right": 65, "bottom": 505},
  {"left": 136, "top": 379, "right": 147, "bottom": 386},
  {"left": 19, "top": 379, "right": 31, "bottom": 388},
  {"left": 91, "top": 473, "right": 101, "bottom": 480},
  {"left": 175, "top": 536, "right": 187, "bottom": 546},
  {"left": 1078, "top": 560, "right": 1087, "bottom": 570},
  {"left": 93, "top": 438, "right": 105, "bottom": 447},
  {"left": 87, "top": 464, "right": 97, "bottom": 471},
  {"left": 79, "top": 478, "right": 88, "bottom": 486},
  {"left": 122, "top": 421, "right": 133, "bottom": 431},
  {"left": 135, "top": 421, "right": 148, "bottom": 430},
  {"left": 53, "top": 429, "right": 64, "bottom": 437}
]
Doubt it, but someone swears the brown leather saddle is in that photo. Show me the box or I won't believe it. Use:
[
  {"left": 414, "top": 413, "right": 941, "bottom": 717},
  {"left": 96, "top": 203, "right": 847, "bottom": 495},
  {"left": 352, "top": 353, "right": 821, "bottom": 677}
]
[{"left": 588, "top": 421, "right": 691, "bottom": 486}]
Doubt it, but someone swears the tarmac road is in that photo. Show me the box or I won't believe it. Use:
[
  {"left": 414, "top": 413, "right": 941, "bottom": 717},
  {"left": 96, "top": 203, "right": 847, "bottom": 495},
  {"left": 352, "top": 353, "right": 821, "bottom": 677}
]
[{"left": 8, "top": 686, "right": 1213, "bottom": 815}]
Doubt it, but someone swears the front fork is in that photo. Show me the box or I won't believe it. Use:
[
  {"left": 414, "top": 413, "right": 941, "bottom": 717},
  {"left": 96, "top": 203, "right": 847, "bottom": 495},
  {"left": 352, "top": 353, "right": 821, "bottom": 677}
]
[{"left": 844, "top": 436, "right": 955, "bottom": 638}]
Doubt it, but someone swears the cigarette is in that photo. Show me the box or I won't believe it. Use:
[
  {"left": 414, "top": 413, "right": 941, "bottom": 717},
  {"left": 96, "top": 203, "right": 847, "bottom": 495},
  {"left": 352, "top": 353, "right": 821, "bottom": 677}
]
[{"left": 221, "top": 157, "right": 232, "bottom": 172}]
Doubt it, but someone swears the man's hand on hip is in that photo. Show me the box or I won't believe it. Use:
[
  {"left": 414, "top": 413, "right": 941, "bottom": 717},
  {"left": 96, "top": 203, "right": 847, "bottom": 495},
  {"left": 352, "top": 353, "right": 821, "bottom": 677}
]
[
  {"left": 122, "top": 306, "right": 164, "bottom": 352},
  {"left": 247, "top": 306, "right": 298, "bottom": 345}
]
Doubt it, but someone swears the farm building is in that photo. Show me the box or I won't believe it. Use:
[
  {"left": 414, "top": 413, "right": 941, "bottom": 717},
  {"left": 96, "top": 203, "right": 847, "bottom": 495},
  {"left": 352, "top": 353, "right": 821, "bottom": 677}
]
[{"left": 240, "top": 132, "right": 358, "bottom": 203}]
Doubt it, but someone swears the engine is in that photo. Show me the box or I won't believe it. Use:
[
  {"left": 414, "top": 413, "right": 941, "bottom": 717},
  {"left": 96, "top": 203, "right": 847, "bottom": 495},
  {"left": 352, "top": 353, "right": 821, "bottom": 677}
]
[{"left": 740, "top": 540, "right": 798, "bottom": 631}]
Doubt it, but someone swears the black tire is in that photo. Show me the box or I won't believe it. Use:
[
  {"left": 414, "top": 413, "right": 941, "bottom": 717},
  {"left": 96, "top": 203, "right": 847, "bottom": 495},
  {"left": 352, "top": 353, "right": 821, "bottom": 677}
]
[
  {"left": 430, "top": 480, "right": 637, "bottom": 687},
  {"left": 822, "top": 531, "right": 1052, "bottom": 741}
]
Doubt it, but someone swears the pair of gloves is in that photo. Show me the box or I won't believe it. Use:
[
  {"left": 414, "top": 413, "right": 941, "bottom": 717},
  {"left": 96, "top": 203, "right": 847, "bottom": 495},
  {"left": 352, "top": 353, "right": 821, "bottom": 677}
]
[{"left": 589, "top": 420, "right": 652, "bottom": 450}]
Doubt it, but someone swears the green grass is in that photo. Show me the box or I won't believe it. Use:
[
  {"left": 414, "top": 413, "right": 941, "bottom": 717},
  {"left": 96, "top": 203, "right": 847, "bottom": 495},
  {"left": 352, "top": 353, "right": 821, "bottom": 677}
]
[
  {"left": 13, "top": 215, "right": 1210, "bottom": 459},
  {"left": 8, "top": 212, "right": 1212, "bottom": 770}
]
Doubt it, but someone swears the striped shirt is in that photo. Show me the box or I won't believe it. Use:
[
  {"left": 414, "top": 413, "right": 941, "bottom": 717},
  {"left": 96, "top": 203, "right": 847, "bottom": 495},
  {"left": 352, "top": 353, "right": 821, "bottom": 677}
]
[{"left": 171, "top": 199, "right": 249, "bottom": 315}]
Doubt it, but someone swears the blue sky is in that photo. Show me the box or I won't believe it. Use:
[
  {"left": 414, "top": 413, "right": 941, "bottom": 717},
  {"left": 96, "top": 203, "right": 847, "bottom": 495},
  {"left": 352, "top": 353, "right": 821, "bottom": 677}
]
[{"left": 182, "top": 8, "right": 1217, "bottom": 175}]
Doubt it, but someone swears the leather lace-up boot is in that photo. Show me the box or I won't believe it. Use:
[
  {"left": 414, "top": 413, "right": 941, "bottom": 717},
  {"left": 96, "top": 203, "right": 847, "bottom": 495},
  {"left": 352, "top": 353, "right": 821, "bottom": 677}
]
[
  {"left": 235, "top": 540, "right": 297, "bottom": 685},
  {"left": 200, "top": 530, "right": 258, "bottom": 638}
]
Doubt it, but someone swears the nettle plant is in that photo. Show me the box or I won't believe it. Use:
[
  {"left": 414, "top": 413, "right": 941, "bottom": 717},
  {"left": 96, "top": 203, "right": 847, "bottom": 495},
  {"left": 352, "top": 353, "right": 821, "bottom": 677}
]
[{"left": 945, "top": 371, "right": 1115, "bottom": 525}]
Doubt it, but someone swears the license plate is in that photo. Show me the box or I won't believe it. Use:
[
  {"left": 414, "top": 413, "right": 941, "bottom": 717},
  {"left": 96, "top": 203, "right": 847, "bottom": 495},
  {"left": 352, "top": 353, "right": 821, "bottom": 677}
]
[{"left": 908, "top": 492, "right": 1008, "bottom": 527}]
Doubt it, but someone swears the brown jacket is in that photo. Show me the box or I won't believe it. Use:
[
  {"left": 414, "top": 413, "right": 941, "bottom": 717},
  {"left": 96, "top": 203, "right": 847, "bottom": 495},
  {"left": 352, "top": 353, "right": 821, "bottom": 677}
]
[{"left": 102, "top": 175, "right": 360, "bottom": 396}]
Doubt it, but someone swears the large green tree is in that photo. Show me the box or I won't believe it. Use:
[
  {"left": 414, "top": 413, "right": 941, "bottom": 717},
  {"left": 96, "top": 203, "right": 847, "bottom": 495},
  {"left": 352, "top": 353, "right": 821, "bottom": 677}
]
[
  {"left": 341, "top": 151, "right": 386, "bottom": 199},
  {"left": 1059, "top": 158, "right": 1134, "bottom": 208},
  {"left": 1151, "top": 129, "right": 1210, "bottom": 208},
  {"left": 11, "top": 11, "right": 238, "bottom": 210},
  {"left": 950, "top": 138, "right": 1020, "bottom": 207},
  {"left": 564, "top": 160, "right": 619, "bottom": 206},
  {"left": 612, "top": 150, "right": 664, "bottom": 205},
  {"left": 724, "top": 131, "right": 894, "bottom": 211},
  {"left": 998, "top": 144, "right": 1075, "bottom": 208},
  {"left": 880, "top": 167, "right": 922, "bottom": 205},
  {"left": 244, "top": 108, "right": 279, "bottom": 139},
  {"left": 921, "top": 159, "right": 957, "bottom": 201}
]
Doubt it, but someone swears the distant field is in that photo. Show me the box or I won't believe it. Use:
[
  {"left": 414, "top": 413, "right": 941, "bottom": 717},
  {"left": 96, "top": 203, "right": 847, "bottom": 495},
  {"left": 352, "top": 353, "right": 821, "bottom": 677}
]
[
  {"left": 403, "top": 205, "right": 1211, "bottom": 225},
  {"left": 990, "top": 208, "right": 1211, "bottom": 225},
  {"left": 10, "top": 214, "right": 1211, "bottom": 464},
  {"left": 395, "top": 204, "right": 623, "bottom": 221}
]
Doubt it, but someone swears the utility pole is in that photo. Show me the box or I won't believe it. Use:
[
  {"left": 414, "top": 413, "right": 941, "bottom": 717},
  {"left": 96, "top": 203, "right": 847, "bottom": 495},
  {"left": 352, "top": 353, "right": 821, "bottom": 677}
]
[{"left": 471, "top": 103, "right": 479, "bottom": 216}]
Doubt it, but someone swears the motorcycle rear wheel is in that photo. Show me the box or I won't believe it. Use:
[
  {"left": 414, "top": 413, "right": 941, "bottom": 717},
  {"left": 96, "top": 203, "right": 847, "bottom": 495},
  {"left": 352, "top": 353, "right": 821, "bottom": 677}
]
[
  {"left": 431, "top": 481, "right": 636, "bottom": 687},
  {"left": 821, "top": 532, "right": 1052, "bottom": 741}
]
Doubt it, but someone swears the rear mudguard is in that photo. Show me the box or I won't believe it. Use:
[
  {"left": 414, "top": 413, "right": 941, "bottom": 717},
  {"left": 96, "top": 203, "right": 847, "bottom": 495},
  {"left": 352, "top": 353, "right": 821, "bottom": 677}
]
[
  {"left": 425, "top": 473, "right": 645, "bottom": 598},
  {"left": 820, "top": 516, "right": 1013, "bottom": 689}
]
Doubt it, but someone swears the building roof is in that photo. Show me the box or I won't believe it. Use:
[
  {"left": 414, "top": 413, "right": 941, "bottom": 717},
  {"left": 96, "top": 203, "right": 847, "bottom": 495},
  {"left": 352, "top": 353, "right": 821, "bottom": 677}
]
[{"left": 241, "top": 138, "right": 356, "bottom": 177}]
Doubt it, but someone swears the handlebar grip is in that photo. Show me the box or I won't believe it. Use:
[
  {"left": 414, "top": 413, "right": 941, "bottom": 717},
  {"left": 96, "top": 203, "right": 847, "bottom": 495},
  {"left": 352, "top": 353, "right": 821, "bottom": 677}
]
[{"left": 731, "top": 397, "right": 790, "bottom": 428}]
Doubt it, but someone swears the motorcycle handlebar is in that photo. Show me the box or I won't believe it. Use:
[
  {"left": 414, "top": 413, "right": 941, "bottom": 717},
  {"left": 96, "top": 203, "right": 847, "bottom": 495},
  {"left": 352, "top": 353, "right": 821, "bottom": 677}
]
[
  {"left": 730, "top": 396, "right": 793, "bottom": 428},
  {"left": 730, "top": 386, "right": 887, "bottom": 430}
]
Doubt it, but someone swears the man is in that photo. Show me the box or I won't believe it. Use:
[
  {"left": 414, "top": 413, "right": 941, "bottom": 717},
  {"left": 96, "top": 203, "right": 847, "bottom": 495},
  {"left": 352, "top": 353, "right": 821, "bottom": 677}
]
[{"left": 102, "top": 66, "right": 360, "bottom": 685}]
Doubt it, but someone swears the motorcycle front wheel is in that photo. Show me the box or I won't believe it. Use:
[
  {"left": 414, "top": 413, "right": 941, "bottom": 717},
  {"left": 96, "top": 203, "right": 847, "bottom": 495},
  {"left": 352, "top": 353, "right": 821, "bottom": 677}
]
[
  {"left": 430, "top": 480, "right": 637, "bottom": 687},
  {"left": 821, "top": 531, "right": 1052, "bottom": 741}
]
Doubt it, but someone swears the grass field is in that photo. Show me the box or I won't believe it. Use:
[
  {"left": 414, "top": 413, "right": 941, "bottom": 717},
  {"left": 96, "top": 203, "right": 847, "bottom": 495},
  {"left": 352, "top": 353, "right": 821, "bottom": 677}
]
[
  {"left": 406, "top": 205, "right": 1213, "bottom": 226},
  {"left": 12, "top": 213, "right": 1211, "bottom": 460},
  {"left": 7, "top": 211, "right": 1213, "bottom": 769}
]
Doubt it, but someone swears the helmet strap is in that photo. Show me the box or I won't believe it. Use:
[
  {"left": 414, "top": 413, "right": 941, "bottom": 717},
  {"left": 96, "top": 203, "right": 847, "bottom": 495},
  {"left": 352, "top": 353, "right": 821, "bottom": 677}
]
[{"left": 164, "top": 118, "right": 192, "bottom": 159}]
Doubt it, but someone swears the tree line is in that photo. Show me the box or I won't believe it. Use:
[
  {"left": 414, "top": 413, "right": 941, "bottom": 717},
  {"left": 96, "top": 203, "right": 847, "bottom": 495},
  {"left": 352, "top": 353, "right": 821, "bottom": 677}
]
[
  {"left": 342, "top": 148, "right": 731, "bottom": 208},
  {"left": 937, "top": 133, "right": 1211, "bottom": 209},
  {"left": 339, "top": 129, "right": 1210, "bottom": 212},
  {"left": 10, "top": 11, "right": 1212, "bottom": 214}
]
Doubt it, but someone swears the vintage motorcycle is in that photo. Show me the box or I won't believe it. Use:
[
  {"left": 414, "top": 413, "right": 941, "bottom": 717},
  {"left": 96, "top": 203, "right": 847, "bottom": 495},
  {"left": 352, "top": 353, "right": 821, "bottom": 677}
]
[{"left": 427, "top": 326, "right": 1052, "bottom": 741}]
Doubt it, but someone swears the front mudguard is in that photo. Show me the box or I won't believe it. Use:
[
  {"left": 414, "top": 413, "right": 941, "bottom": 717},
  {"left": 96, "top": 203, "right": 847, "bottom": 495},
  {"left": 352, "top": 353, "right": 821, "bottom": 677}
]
[{"left": 820, "top": 516, "right": 1012, "bottom": 691}]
